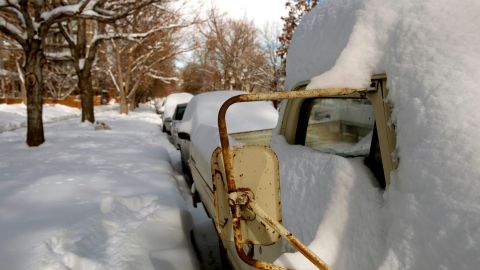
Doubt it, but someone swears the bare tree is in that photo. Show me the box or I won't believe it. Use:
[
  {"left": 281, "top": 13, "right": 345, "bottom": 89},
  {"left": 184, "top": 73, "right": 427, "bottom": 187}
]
[
  {"left": 0, "top": 33, "right": 23, "bottom": 99},
  {"left": 0, "top": 0, "right": 163, "bottom": 146},
  {"left": 107, "top": 3, "right": 195, "bottom": 114},
  {"left": 180, "top": 62, "right": 220, "bottom": 94},
  {"left": 259, "top": 22, "right": 283, "bottom": 92},
  {"left": 200, "top": 9, "right": 267, "bottom": 92},
  {"left": 42, "top": 60, "right": 77, "bottom": 99},
  {"left": 57, "top": 12, "right": 178, "bottom": 122}
]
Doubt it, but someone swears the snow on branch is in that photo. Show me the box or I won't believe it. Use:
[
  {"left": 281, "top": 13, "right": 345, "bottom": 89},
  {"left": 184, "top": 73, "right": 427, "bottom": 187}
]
[
  {"left": 40, "top": 0, "right": 162, "bottom": 26},
  {"left": 146, "top": 72, "right": 178, "bottom": 84},
  {"left": 91, "top": 23, "right": 186, "bottom": 45},
  {"left": 77, "top": 0, "right": 163, "bottom": 23},
  {"left": 0, "top": 15, "right": 26, "bottom": 45},
  {"left": 40, "top": 0, "right": 92, "bottom": 23},
  {"left": 0, "top": 0, "right": 20, "bottom": 8},
  {"left": 4, "top": 6, "right": 25, "bottom": 28},
  {"left": 108, "top": 68, "right": 121, "bottom": 93}
]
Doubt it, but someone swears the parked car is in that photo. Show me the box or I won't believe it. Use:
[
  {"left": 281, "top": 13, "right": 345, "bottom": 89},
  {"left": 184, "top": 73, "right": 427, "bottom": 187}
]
[
  {"left": 155, "top": 97, "right": 166, "bottom": 115},
  {"left": 187, "top": 1, "right": 480, "bottom": 270},
  {"left": 161, "top": 93, "right": 193, "bottom": 134},
  {"left": 176, "top": 90, "right": 278, "bottom": 184},
  {"left": 169, "top": 102, "right": 189, "bottom": 149}
]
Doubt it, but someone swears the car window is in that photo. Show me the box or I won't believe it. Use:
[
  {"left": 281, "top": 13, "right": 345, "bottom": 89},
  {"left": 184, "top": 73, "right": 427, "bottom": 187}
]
[
  {"left": 303, "top": 98, "right": 375, "bottom": 157},
  {"left": 174, "top": 105, "right": 187, "bottom": 120}
]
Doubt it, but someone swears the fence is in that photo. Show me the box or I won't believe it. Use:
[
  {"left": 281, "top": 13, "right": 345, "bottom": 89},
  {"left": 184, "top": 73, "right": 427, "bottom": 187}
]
[{"left": 0, "top": 96, "right": 103, "bottom": 108}]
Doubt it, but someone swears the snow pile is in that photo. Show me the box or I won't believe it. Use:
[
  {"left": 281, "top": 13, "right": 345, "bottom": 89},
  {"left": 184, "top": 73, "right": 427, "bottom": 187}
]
[
  {"left": 273, "top": 136, "right": 384, "bottom": 269},
  {"left": 162, "top": 92, "right": 194, "bottom": 120},
  {"left": 0, "top": 104, "right": 80, "bottom": 133},
  {"left": 0, "top": 105, "right": 199, "bottom": 269},
  {"left": 276, "top": 0, "right": 480, "bottom": 269},
  {"left": 39, "top": 195, "right": 195, "bottom": 270}
]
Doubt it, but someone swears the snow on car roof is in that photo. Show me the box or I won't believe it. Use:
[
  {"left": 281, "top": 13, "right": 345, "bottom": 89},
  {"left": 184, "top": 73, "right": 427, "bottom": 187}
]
[
  {"left": 162, "top": 92, "right": 193, "bottom": 119},
  {"left": 278, "top": 0, "right": 480, "bottom": 269},
  {"left": 179, "top": 90, "right": 278, "bottom": 135}
]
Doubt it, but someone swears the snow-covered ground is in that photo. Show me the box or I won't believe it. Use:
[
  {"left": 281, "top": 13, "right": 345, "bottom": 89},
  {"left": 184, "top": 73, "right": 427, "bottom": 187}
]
[
  {"left": 0, "top": 103, "right": 216, "bottom": 270},
  {"left": 0, "top": 103, "right": 118, "bottom": 133}
]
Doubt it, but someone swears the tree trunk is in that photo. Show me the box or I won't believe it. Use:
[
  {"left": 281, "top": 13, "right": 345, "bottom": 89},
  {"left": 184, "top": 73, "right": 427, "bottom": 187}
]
[
  {"left": 25, "top": 43, "right": 45, "bottom": 147},
  {"left": 129, "top": 91, "right": 136, "bottom": 111},
  {"left": 79, "top": 72, "right": 95, "bottom": 123},
  {"left": 120, "top": 94, "right": 128, "bottom": 114}
]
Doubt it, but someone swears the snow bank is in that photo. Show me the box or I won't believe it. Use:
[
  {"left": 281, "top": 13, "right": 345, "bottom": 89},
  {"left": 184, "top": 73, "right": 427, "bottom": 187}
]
[
  {"left": 277, "top": 0, "right": 480, "bottom": 269},
  {"left": 0, "top": 104, "right": 80, "bottom": 132},
  {"left": 39, "top": 195, "right": 196, "bottom": 270},
  {"left": 0, "top": 103, "right": 118, "bottom": 133},
  {"left": 273, "top": 136, "right": 384, "bottom": 269},
  {"left": 0, "top": 106, "right": 198, "bottom": 269},
  {"left": 162, "top": 92, "right": 193, "bottom": 120}
]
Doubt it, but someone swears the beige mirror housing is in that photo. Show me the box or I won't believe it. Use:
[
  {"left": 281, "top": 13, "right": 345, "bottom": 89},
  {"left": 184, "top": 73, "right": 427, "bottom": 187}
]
[{"left": 212, "top": 145, "right": 282, "bottom": 245}]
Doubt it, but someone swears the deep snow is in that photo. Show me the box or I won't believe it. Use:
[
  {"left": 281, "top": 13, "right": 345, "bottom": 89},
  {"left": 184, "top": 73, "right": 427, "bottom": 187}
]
[
  {"left": 0, "top": 104, "right": 203, "bottom": 269},
  {"left": 0, "top": 103, "right": 80, "bottom": 133},
  {"left": 276, "top": 0, "right": 480, "bottom": 269}
]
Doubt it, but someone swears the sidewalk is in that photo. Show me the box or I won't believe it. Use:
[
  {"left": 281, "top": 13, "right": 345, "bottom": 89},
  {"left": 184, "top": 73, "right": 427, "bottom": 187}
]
[{"left": 0, "top": 104, "right": 200, "bottom": 269}]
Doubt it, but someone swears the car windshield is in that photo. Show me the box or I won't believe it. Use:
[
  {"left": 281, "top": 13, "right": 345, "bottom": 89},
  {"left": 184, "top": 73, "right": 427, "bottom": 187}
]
[{"left": 305, "top": 98, "right": 375, "bottom": 157}]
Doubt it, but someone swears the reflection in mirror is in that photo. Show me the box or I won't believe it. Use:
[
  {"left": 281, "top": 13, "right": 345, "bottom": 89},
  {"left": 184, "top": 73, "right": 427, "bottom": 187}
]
[{"left": 305, "top": 98, "right": 374, "bottom": 157}]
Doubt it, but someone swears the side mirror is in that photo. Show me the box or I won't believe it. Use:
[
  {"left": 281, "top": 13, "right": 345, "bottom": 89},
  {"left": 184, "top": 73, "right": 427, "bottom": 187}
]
[
  {"left": 211, "top": 145, "right": 281, "bottom": 245},
  {"left": 178, "top": 132, "right": 190, "bottom": 141}
]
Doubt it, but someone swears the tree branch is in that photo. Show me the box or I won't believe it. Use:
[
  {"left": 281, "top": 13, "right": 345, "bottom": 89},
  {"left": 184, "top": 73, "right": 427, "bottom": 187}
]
[
  {"left": 108, "top": 68, "right": 121, "bottom": 93},
  {"left": 0, "top": 14, "right": 26, "bottom": 46}
]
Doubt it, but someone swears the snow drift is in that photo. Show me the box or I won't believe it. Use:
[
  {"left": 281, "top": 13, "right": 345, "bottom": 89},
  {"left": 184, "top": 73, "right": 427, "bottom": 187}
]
[
  {"left": 275, "top": 0, "right": 480, "bottom": 269},
  {"left": 0, "top": 104, "right": 80, "bottom": 133}
]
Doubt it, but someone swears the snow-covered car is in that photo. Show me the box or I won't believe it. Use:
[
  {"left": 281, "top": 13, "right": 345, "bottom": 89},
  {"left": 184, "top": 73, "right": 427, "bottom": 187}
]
[
  {"left": 161, "top": 92, "right": 193, "bottom": 134},
  {"left": 169, "top": 102, "right": 189, "bottom": 149},
  {"left": 188, "top": 1, "right": 480, "bottom": 270},
  {"left": 176, "top": 90, "right": 278, "bottom": 183},
  {"left": 155, "top": 97, "right": 166, "bottom": 115}
]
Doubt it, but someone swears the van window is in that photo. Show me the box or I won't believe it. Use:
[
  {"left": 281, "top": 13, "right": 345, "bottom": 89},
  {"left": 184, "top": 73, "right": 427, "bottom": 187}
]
[{"left": 298, "top": 98, "right": 375, "bottom": 157}]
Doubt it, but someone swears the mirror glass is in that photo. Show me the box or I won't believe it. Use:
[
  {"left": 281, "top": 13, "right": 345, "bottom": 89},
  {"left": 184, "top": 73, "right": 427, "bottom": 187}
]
[{"left": 305, "top": 98, "right": 374, "bottom": 157}]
